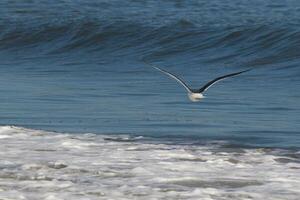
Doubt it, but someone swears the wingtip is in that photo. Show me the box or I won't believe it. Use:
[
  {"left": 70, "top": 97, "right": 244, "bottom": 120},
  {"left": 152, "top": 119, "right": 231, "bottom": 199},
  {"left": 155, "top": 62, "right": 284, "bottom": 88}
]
[
  {"left": 237, "top": 68, "right": 252, "bottom": 75},
  {"left": 144, "top": 62, "right": 163, "bottom": 72},
  {"left": 243, "top": 68, "right": 252, "bottom": 73}
]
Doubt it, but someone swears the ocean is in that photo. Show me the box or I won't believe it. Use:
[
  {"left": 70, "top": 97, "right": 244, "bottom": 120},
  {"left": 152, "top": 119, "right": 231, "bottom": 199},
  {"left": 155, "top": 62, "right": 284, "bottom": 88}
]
[{"left": 0, "top": 0, "right": 299, "bottom": 199}]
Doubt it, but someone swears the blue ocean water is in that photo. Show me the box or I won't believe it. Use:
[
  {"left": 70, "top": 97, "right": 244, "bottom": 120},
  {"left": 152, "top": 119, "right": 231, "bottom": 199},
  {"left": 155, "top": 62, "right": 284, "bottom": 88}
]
[{"left": 0, "top": 0, "right": 300, "bottom": 148}]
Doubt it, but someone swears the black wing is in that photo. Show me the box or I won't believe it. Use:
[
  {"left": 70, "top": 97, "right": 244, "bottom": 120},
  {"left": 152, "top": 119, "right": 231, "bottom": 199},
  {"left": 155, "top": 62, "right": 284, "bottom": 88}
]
[
  {"left": 197, "top": 69, "right": 251, "bottom": 93},
  {"left": 146, "top": 63, "right": 192, "bottom": 93}
]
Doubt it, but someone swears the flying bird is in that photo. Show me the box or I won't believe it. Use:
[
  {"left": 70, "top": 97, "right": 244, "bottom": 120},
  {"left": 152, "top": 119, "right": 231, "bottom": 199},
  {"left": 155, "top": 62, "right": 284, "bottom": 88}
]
[{"left": 148, "top": 63, "right": 250, "bottom": 102}]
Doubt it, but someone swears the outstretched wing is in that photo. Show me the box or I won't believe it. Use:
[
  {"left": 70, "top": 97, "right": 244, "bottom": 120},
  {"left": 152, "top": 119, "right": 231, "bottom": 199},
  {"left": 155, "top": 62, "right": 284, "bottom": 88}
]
[
  {"left": 147, "top": 63, "right": 192, "bottom": 93},
  {"left": 197, "top": 69, "right": 251, "bottom": 93}
]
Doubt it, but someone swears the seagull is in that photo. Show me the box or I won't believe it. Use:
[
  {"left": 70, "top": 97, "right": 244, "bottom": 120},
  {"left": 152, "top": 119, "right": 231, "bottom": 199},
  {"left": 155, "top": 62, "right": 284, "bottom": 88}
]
[{"left": 148, "top": 63, "right": 250, "bottom": 102}]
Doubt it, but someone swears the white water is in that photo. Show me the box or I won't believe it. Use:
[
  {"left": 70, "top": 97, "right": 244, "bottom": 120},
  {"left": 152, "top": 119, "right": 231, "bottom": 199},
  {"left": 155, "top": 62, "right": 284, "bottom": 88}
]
[{"left": 0, "top": 126, "right": 299, "bottom": 200}]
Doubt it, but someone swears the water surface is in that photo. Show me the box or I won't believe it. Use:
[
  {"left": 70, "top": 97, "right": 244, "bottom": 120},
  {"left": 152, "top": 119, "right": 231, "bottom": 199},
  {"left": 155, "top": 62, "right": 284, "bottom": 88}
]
[{"left": 0, "top": 1, "right": 300, "bottom": 199}]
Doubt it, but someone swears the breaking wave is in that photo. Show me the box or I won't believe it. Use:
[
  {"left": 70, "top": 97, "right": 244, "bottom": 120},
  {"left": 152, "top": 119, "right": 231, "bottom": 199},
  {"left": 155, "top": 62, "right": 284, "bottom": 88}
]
[{"left": 0, "top": 126, "right": 299, "bottom": 199}]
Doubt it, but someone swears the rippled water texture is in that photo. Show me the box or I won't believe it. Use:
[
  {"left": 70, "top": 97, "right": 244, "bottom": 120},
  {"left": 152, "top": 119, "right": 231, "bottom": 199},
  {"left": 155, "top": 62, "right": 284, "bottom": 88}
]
[
  {"left": 0, "top": 0, "right": 299, "bottom": 147},
  {"left": 0, "top": 1, "right": 300, "bottom": 199}
]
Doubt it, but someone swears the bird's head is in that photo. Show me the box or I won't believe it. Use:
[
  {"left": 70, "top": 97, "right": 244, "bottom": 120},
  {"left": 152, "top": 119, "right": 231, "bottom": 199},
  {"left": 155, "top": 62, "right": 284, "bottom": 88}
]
[{"left": 188, "top": 92, "right": 205, "bottom": 102}]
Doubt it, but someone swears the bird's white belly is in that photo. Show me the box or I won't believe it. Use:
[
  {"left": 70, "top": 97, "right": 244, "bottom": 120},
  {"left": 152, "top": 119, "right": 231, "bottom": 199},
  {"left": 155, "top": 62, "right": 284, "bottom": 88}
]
[{"left": 188, "top": 93, "right": 204, "bottom": 102}]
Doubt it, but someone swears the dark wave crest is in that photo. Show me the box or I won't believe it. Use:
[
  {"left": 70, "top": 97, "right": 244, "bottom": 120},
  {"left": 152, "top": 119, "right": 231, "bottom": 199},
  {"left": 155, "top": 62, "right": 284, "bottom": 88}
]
[{"left": 1, "top": 19, "right": 300, "bottom": 70}]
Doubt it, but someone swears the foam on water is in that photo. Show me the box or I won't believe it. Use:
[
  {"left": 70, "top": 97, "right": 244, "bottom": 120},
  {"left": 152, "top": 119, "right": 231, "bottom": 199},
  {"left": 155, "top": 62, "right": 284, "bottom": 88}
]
[{"left": 0, "top": 126, "right": 299, "bottom": 200}]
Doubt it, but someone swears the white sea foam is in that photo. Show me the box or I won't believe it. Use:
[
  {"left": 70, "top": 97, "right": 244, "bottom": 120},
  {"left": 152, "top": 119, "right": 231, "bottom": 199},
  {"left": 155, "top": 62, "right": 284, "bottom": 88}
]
[{"left": 0, "top": 126, "right": 299, "bottom": 200}]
